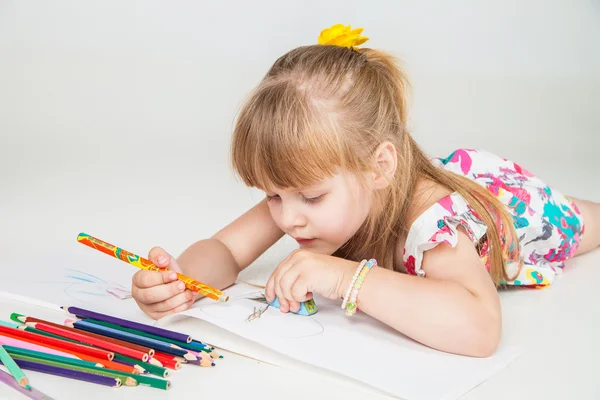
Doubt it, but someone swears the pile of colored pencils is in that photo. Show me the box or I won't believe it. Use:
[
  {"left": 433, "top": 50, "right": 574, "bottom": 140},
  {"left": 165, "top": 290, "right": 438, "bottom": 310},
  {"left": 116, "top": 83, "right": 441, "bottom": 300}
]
[{"left": 0, "top": 305, "right": 223, "bottom": 397}]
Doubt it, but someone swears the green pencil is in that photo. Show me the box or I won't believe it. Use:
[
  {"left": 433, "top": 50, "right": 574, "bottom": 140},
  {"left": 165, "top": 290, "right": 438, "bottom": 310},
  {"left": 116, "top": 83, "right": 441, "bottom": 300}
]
[
  {"left": 0, "top": 344, "right": 30, "bottom": 389},
  {"left": 11, "top": 353, "right": 171, "bottom": 390},
  {"left": 112, "top": 353, "right": 170, "bottom": 378},
  {"left": 10, "top": 354, "right": 138, "bottom": 387},
  {"left": 5, "top": 345, "right": 104, "bottom": 370}
]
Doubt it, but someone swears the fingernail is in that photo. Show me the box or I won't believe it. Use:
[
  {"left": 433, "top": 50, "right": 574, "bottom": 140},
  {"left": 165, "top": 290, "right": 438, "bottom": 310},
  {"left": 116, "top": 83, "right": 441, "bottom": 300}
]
[
  {"left": 158, "top": 256, "right": 168, "bottom": 265},
  {"left": 170, "top": 273, "right": 177, "bottom": 280},
  {"left": 178, "top": 282, "right": 185, "bottom": 291}
]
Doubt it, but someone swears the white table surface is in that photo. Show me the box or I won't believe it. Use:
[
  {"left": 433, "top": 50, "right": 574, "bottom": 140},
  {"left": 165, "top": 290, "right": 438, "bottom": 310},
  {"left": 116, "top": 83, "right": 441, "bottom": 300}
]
[{"left": 1, "top": 249, "right": 599, "bottom": 400}]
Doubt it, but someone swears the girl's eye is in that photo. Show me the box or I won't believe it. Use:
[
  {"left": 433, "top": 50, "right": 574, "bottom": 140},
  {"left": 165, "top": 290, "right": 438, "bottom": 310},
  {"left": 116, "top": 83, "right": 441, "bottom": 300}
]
[
  {"left": 302, "top": 194, "right": 324, "bottom": 204},
  {"left": 266, "top": 194, "right": 280, "bottom": 202}
]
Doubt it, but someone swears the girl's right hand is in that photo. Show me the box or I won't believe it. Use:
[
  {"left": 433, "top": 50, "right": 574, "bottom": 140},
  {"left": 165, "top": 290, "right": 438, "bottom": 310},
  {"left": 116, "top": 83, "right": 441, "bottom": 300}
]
[{"left": 131, "top": 246, "right": 198, "bottom": 320}]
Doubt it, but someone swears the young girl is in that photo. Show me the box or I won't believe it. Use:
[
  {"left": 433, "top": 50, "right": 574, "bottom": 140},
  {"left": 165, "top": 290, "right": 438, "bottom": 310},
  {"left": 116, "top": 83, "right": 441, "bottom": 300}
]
[{"left": 131, "top": 24, "right": 600, "bottom": 357}]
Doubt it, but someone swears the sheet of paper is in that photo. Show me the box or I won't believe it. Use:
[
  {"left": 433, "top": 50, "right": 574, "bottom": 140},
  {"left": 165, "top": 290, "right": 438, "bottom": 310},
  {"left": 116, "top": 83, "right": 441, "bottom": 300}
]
[
  {"left": 0, "top": 248, "right": 151, "bottom": 324},
  {"left": 156, "top": 282, "right": 523, "bottom": 400}
]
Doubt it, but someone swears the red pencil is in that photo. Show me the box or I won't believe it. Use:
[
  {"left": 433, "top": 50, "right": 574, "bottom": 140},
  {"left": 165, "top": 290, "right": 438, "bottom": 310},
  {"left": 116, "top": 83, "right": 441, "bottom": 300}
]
[
  {"left": 0, "top": 325, "right": 113, "bottom": 361},
  {"left": 27, "top": 322, "right": 150, "bottom": 362},
  {"left": 16, "top": 315, "right": 155, "bottom": 358},
  {"left": 151, "top": 352, "right": 181, "bottom": 370}
]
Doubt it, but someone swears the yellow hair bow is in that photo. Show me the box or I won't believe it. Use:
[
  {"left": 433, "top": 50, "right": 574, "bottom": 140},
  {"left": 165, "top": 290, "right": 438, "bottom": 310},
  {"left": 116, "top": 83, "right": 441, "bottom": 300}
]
[{"left": 317, "top": 24, "right": 369, "bottom": 49}]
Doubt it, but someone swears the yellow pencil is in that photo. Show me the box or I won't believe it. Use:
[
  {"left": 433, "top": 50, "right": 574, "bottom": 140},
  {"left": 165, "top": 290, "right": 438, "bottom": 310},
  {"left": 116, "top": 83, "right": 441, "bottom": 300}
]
[{"left": 77, "top": 232, "right": 229, "bottom": 302}]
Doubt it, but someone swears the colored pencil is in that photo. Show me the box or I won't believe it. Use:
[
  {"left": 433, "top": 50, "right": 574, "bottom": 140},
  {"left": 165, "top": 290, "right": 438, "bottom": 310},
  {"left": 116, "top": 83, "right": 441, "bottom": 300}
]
[
  {"left": 149, "top": 352, "right": 181, "bottom": 370},
  {"left": 110, "top": 356, "right": 145, "bottom": 374},
  {"left": 70, "top": 354, "right": 139, "bottom": 375},
  {"left": 0, "top": 325, "right": 114, "bottom": 361},
  {"left": 3, "top": 334, "right": 137, "bottom": 374},
  {"left": 10, "top": 354, "right": 138, "bottom": 387},
  {"left": 185, "top": 350, "right": 217, "bottom": 367},
  {"left": 0, "top": 344, "right": 30, "bottom": 389},
  {"left": 76, "top": 232, "right": 229, "bottom": 302},
  {"left": 0, "top": 320, "right": 22, "bottom": 329},
  {"left": 2, "top": 338, "right": 137, "bottom": 374},
  {"left": 0, "top": 336, "right": 77, "bottom": 359},
  {"left": 82, "top": 318, "right": 221, "bottom": 357},
  {"left": 13, "top": 354, "right": 170, "bottom": 390},
  {"left": 4, "top": 345, "right": 105, "bottom": 369},
  {"left": 113, "top": 353, "right": 169, "bottom": 378},
  {"left": 147, "top": 357, "right": 163, "bottom": 367},
  {"left": 61, "top": 305, "right": 192, "bottom": 343},
  {"left": 12, "top": 314, "right": 155, "bottom": 357},
  {"left": 0, "top": 358, "right": 121, "bottom": 387},
  {"left": 26, "top": 322, "right": 150, "bottom": 362},
  {"left": 0, "top": 368, "right": 55, "bottom": 400},
  {"left": 66, "top": 319, "right": 196, "bottom": 360}
]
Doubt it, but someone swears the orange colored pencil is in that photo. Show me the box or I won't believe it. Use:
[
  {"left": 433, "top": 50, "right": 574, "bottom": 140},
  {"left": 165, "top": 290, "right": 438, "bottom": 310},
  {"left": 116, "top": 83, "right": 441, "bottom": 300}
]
[
  {"left": 74, "top": 353, "right": 139, "bottom": 374},
  {"left": 0, "top": 325, "right": 113, "bottom": 361},
  {"left": 16, "top": 315, "right": 155, "bottom": 357},
  {"left": 27, "top": 322, "right": 150, "bottom": 362},
  {"left": 77, "top": 232, "right": 229, "bottom": 302}
]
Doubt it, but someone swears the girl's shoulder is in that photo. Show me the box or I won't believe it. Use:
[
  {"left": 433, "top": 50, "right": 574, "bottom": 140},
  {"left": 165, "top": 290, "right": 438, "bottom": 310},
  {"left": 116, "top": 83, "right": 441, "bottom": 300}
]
[
  {"left": 399, "top": 188, "right": 488, "bottom": 277},
  {"left": 432, "top": 148, "right": 533, "bottom": 179}
]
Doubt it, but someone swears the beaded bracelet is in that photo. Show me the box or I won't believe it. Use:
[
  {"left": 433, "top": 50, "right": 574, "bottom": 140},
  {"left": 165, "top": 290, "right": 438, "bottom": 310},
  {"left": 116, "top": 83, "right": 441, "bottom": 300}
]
[
  {"left": 341, "top": 259, "right": 367, "bottom": 310},
  {"left": 344, "top": 258, "right": 376, "bottom": 316}
]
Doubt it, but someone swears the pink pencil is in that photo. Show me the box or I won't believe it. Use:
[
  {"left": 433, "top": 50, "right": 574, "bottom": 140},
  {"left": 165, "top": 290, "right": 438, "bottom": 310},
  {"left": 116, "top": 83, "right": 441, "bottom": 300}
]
[{"left": 0, "top": 336, "right": 77, "bottom": 359}]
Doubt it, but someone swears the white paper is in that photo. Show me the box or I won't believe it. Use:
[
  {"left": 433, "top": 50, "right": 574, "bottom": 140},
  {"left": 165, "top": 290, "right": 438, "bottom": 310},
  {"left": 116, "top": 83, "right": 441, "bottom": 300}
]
[{"left": 157, "top": 282, "right": 523, "bottom": 400}]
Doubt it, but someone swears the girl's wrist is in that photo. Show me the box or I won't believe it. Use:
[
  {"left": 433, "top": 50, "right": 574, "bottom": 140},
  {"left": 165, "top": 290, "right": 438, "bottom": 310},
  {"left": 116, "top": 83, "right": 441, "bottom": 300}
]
[{"left": 337, "top": 260, "right": 363, "bottom": 300}]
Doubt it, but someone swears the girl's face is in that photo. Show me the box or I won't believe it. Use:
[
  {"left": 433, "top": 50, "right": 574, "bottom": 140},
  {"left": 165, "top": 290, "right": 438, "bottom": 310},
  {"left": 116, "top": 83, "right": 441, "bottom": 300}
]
[{"left": 265, "top": 170, "right": 372, "bottom": 255}]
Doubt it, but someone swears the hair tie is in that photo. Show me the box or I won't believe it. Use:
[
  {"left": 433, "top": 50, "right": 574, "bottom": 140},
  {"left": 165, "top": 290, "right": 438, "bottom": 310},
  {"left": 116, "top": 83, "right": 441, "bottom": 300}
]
[{"left": 317, "top": 24, "right": 369, "bottom": 49}]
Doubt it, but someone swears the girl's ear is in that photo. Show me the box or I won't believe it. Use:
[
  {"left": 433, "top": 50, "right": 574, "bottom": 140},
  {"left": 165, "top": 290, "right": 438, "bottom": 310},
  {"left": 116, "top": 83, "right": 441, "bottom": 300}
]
[{"left": 372, "top": 141, "right": 397, "bottom": 190}]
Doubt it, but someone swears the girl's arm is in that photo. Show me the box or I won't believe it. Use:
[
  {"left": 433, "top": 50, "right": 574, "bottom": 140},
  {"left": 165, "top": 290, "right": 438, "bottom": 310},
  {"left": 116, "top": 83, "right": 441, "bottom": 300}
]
[
  {"left": 344, "top": 229, "right": 502, "bottom": 357},
  {"left": 176, "top": 198, "right": 285, "bottom": 289}
]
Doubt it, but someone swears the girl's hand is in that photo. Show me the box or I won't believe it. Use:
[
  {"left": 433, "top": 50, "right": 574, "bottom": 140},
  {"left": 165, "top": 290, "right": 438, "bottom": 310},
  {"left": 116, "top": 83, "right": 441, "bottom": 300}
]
[
  {"left": 131, "top": 246, "right": 199, "bottom": 320},
  {"left": 265, "top": 249, "right": 359, "bottom": 313}
]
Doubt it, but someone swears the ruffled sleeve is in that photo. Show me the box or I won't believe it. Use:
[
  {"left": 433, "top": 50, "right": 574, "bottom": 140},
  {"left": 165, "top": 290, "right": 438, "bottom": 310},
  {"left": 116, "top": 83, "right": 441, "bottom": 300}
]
[{"left": 403, "top": 192, "right": 489, "bottom": 277}]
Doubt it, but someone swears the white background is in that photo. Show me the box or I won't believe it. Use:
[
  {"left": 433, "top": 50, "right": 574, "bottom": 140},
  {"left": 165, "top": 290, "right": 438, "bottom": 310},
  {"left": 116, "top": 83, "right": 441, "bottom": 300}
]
[{"left": 0, "top": 1, "right": 599, "bottom": 399}]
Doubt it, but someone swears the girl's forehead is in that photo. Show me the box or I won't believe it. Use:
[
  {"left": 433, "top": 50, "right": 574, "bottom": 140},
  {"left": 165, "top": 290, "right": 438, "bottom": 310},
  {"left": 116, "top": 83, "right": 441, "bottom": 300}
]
[{"left": 263, "top": 170, "right": 357, "bottom": 193}]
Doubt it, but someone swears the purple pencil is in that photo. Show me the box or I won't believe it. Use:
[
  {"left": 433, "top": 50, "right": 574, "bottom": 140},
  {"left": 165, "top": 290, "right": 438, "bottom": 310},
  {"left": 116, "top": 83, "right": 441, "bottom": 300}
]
[
  {"left": 2, "top": 358, "right": 122, "bottom": 388},
  {"left": 0, "top": 369, "right": 55, "bottom": 400},
  {"left": 61, "top": 305, "right": 191, "bottom": 343}
]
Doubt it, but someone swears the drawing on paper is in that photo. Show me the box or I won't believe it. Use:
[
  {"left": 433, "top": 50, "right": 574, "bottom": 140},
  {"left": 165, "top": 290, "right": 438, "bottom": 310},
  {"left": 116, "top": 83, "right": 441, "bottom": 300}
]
[
  {"left": 34, "top": 268, "right": 132, "bottom": 302},
  {"left": 196, "top": 290, "right": 324, "bottom": 339}
]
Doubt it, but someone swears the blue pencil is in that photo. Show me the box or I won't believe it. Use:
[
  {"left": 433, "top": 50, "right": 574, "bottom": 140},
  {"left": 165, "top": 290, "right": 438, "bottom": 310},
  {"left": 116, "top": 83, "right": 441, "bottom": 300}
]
[{"left": 66, "top": 320, "right": 196, "bottom": 361}]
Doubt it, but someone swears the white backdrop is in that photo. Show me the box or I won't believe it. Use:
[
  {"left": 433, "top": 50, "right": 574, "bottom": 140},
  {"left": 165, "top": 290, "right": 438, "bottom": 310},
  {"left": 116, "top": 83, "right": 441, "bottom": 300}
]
[{"left": 0, "top": 0, "right": 598, "bottom": 291}]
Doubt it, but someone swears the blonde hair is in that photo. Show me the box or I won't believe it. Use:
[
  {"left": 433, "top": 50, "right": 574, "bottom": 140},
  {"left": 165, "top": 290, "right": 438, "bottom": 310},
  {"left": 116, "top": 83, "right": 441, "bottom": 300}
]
[{"left": 231, "top": 44, "right": 521, "bottom": 285}]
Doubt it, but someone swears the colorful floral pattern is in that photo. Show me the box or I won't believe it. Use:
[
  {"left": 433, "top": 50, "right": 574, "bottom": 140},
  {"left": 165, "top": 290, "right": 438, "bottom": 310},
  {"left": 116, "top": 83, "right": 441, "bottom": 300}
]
[{"left": 403, "top": 148, "right": 585, "bottom": 288}]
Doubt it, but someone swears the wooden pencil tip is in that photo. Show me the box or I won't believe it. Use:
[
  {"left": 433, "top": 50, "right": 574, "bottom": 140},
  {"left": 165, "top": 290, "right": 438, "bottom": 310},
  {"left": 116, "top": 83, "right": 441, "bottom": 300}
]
[
  {"left": 183, "top": 353, "right": 197, "bottom": 361},
  {"left": 148, "top": 357, "right": 163, "bottom": 367}
]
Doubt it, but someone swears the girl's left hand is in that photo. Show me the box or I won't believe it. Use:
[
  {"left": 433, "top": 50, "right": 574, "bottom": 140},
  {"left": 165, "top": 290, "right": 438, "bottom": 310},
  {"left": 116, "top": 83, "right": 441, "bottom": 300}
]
[{"left": 265, "top": 249, "right": 358, "bottom": 313}]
